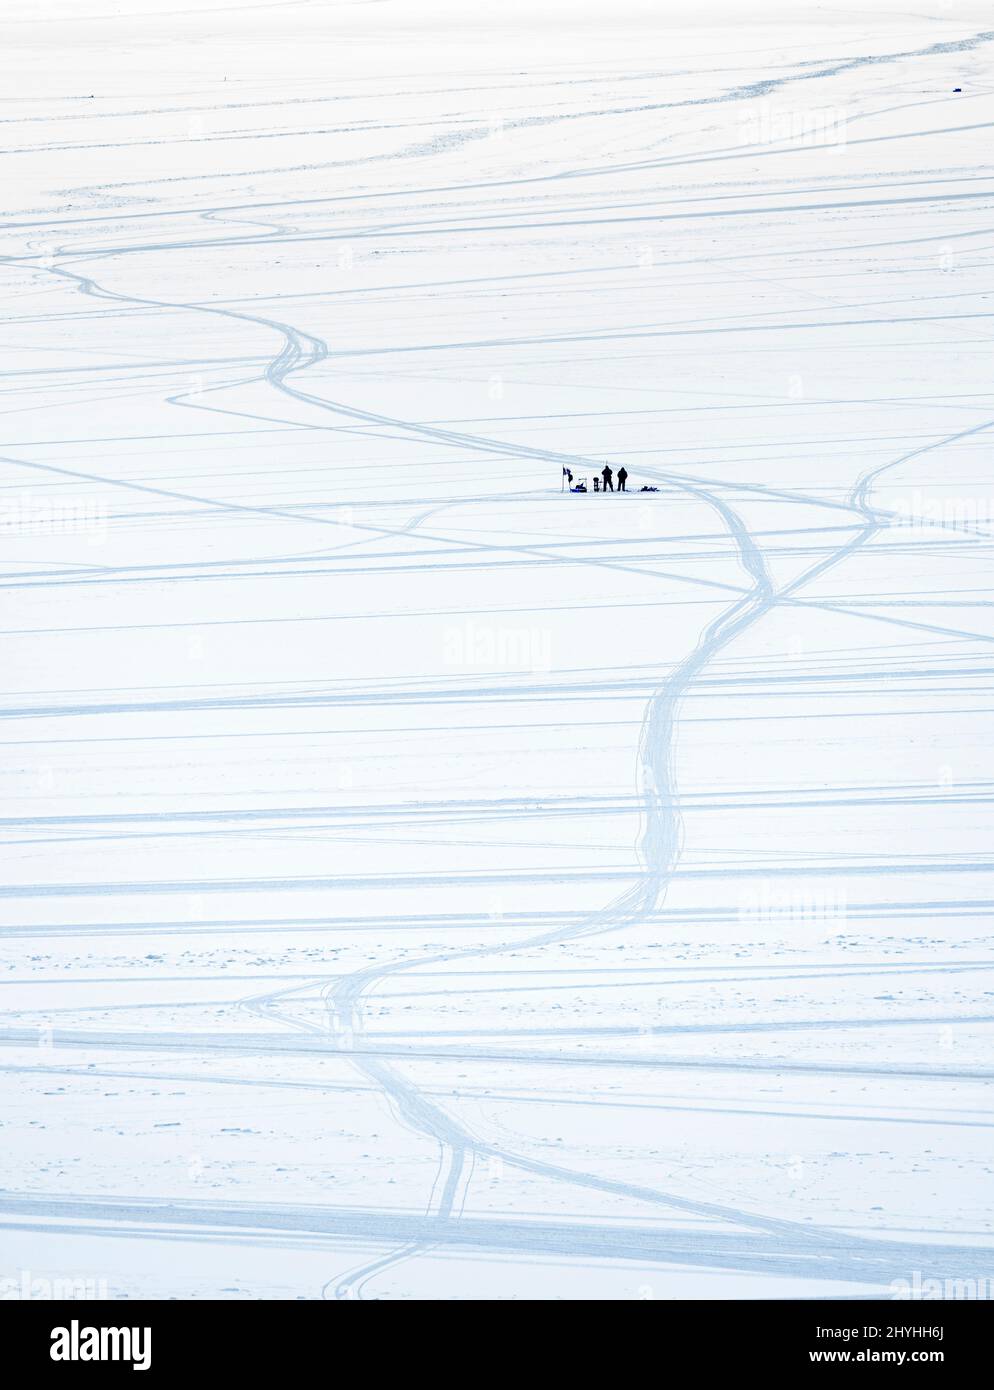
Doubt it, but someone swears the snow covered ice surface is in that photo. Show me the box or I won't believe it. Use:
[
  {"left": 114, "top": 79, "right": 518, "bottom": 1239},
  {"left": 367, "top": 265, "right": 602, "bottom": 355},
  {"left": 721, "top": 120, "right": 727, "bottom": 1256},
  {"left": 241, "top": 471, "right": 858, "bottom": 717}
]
[{"left": 1, "top": 0, "right": 993, "bottom": 1301}]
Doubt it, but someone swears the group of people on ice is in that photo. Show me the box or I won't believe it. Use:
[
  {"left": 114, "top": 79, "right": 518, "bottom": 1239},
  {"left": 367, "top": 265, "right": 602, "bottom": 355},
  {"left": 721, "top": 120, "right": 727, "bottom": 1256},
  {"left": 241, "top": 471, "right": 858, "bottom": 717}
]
[{"left": 562, "top": 464, "right": 630, "bottom": 493}]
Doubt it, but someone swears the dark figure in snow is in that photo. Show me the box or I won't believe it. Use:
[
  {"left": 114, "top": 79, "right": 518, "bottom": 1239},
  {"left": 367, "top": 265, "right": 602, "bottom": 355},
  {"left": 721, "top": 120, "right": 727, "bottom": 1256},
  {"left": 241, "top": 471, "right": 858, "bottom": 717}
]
[
  {"left": 617, "top": 467, "right": 628, "bottom": 492},
  {"left": 601, "top": 464, "right": 614, "bottom": 492}
]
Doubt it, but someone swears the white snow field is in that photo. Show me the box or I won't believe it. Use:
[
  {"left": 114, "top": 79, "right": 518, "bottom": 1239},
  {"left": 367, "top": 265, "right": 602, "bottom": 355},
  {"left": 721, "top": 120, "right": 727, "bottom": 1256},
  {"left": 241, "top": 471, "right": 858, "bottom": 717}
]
[{"left": 1, "top": 0, "right": 993, "bottom": 1300}]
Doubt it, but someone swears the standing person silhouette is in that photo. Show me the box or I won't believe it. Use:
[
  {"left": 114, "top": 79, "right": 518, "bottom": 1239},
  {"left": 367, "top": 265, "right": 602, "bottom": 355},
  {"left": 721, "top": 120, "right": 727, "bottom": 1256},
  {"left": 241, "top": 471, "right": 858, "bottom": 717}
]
[
  {"left": 601, "top": 464, "right": 614, "bottom": 492},
  {"left": 617, "top": 467, "right": 628, "bottom": 492}
]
